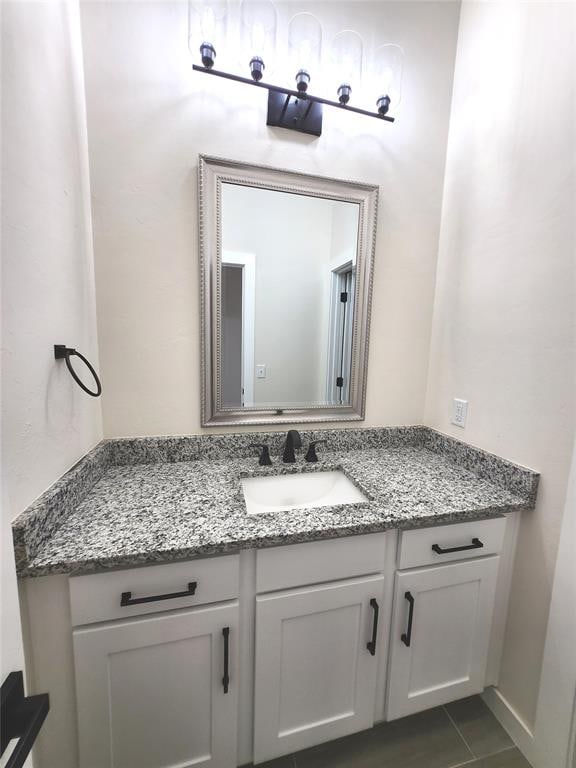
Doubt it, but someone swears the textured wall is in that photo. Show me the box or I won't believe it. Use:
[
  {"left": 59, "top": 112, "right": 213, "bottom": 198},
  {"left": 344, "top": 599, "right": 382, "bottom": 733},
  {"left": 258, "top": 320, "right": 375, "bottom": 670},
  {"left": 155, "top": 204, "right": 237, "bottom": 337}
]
[
  {"left": 80, "top": 0, "right": 461, "bottom": 436},
  {"left": 425, "top": 0, "right": 575, "bottom": 730},
  {"left": 1, "top": 0, "right": 102, "bottom": 686}
]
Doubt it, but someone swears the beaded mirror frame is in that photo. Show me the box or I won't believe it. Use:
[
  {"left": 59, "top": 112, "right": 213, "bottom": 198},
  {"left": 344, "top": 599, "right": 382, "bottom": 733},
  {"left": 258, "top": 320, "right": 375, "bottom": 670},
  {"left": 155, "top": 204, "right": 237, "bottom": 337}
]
[{"left": 198, "top": 154, "right": 379, "bottom": 427}]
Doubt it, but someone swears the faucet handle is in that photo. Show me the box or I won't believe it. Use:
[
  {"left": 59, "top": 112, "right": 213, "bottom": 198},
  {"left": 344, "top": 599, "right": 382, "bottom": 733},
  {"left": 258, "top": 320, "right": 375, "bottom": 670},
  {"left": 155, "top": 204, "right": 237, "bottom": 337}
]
[
  {"left": 249, "top": 443, "right": 272, "bottom": 466},
  {"left": 287, "top": 429, "right": 302, "bottom": 449},
  {"left": 305, "top": 440, "right": 327, "bottom": 463},
  {"left": 282, "top": 430, "right": 302, "bottom": 463}
]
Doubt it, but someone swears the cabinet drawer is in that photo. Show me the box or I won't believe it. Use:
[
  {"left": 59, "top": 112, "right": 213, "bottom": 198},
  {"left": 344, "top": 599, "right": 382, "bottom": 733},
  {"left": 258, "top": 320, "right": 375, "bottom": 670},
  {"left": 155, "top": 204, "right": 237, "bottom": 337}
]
[
  {"left": 256, "top": 533, "right": 386, "bottom": 593},
  {"left": 398, "top": 517, "right": 506, "bottom": 570},
  {"left": 70, "top": 554, "right": 240, "bottom": 626}
]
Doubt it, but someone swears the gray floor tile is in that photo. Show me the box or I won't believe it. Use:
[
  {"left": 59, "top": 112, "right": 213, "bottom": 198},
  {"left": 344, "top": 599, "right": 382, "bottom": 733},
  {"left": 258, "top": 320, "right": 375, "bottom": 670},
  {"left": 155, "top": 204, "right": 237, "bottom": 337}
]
[
  {"left": 294, "top": 707, "right": 473, "bottom": 768},
  {"left": 293, "top": 726, "right": 391, "bottom": 768},
  {"left": 241, "top": 757, "right": 295, "bottom": 768},
  {"left": 461, "top": 747, "right": 531, "bottom": 768},
  {"left": 445, "top": 697, "right": 514, "bottom": 758}
]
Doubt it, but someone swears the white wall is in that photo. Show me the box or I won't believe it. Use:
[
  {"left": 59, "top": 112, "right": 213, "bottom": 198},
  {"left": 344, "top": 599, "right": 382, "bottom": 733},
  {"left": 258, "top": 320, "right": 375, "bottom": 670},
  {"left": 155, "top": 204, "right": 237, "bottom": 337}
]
[
  {"left": 1, "top": 0, "right": 102, "bottom": 689},
  {"left": 80, "top": 0, "right": 461, "bottom": 436},
  {"left": 425, "top": 0, "right": 575, "bottom": 732},
  {"left": 533, "top": 437, "right": 576, "bottom": 768}
]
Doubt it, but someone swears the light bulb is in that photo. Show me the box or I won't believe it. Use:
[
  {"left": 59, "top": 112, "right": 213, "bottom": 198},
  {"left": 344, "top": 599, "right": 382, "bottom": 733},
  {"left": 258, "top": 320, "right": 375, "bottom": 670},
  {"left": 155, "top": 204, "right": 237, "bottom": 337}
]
[
  {"left": 201, "top": 5, "right": 216, "bottom": 40},
  {"left": 189, "top": 0, "right": 228, "bottom": 68},
  {"left": 331, "top": 30, "right": 363, "bottom": 104},
  {"left": 240, "top": 0, "right": 277, "bottom": 78},
  {"left": 288, "top": 12, "right": 322, "bottom": 86},
  {"left": 251, "top": 20, "right": 266, "bottom": 52},
  {"left": 373, "top": 43, "right": 404, "bottom": 112}
]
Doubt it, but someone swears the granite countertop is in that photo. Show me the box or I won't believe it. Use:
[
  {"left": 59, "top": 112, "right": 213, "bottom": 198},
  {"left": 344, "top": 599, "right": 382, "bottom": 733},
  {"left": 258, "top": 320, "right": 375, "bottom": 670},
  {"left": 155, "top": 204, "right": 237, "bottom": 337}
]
[{"left": 13, "top": 428, "right": 539, "bottom": 578}]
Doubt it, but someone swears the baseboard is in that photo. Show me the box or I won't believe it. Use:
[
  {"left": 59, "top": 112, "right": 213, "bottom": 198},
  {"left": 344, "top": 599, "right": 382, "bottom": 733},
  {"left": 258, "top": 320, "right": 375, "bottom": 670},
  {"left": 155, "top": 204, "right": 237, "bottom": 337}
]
[{"left": 482, "top": 686, "right": 535, "bottom": 765}]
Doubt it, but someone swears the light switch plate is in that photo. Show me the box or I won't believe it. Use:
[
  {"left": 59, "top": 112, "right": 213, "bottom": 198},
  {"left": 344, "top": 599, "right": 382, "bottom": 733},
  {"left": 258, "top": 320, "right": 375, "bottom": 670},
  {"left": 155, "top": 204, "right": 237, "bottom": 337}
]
[
  {"left": 256, "top": 364, "right": 267, "bottom": 379},
  {"left": 452, "top": 398, "right": 468, "bottom": 428}
]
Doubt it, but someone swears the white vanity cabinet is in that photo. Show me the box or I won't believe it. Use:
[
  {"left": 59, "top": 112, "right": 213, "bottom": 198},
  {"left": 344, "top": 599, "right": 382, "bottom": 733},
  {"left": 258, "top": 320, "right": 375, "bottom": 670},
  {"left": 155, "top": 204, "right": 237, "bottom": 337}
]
[
  {"left": 386, "top": 518, "right": 506, "bottom": 720},
  {"left": 254, "top": 575, "right": 385, "bottom": 763},
  {"left": 70, "top": 557, "right": 240, "bottom": 768},
  {"left": 252, "top": 534, "right": 387, "bottom": 764},
  {"left": 22, "top": 519, "right": 517, "bottom": 768},
  {"left": 74, "top": 602, "right": 239, "bottom": 768}
]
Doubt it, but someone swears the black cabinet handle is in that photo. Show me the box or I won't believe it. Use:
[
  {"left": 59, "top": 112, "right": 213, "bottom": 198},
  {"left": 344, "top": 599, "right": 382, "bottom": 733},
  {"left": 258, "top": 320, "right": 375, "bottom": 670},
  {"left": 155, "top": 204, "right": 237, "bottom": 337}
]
[
  {"left": 120, "top": 581, "right": 197, "bottom": 607},
  {"left": 222, "top": 627, "right": 230, "bottom": 694},
  {"left": 366, "top": 598, "right": 379, "bottom": 656},
  {"left": 431, "top": 537, "right": 484, "bottom": 555},
  {"left": 401, "top": 591, "right": 415, "bottom": 647}
]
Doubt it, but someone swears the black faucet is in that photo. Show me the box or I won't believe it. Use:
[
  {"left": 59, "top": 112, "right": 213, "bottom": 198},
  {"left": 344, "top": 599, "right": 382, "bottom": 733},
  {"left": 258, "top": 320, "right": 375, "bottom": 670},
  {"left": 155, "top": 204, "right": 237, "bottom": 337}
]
[
  {"left": 305, "top": 440, "right": 327, "bottom": 463},
  {"left": 250, "top": 443, "right": 272, "bottom": 466},
  {"left": 282, "top": 430, "right": 302, "bottom": 463}
]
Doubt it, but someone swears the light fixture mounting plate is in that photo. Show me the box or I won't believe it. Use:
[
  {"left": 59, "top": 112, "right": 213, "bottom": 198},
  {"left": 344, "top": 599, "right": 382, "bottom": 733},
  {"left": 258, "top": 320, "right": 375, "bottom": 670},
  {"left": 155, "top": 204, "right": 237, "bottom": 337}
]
[{"left": 266, "top": 90, "right": 323, "bottom": 137}]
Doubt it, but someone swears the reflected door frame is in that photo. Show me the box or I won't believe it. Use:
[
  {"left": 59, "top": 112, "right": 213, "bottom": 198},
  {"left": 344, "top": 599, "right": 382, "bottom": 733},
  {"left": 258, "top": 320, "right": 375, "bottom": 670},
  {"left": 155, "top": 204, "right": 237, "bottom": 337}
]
[
  {"left": 326, "top": 261, "right": 356, "bottom": 405},
  {"left": 222, "top": 252, "right": 256, "bottom": 407}
]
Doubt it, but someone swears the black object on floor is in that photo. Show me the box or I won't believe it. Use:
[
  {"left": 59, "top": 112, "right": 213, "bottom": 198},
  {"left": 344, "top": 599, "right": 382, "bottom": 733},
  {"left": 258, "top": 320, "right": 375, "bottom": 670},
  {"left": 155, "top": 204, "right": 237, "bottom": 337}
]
[{"left": 1, "top": 670, "right": 49, "bottom": 768}]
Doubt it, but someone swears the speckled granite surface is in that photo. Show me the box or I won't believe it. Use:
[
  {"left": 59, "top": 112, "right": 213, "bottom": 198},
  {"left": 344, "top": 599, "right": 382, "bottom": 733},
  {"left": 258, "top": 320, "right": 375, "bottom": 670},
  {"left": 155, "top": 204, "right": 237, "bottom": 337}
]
[{"left": 13, "top": 427, "right": 539, "bottom": 578}]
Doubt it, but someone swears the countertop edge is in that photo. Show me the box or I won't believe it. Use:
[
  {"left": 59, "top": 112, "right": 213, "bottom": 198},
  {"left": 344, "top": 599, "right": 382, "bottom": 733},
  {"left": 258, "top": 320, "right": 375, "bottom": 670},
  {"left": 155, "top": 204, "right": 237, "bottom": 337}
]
[{"left": 19, "top": 502, "right": 529, "bottom": 579}]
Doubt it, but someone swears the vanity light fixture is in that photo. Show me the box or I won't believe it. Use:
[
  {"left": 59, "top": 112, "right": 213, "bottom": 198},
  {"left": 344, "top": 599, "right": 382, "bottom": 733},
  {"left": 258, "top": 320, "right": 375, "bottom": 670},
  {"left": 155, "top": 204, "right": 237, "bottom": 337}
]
[{"left": 189, "top": 1, "right": 400, "bottom": 137}]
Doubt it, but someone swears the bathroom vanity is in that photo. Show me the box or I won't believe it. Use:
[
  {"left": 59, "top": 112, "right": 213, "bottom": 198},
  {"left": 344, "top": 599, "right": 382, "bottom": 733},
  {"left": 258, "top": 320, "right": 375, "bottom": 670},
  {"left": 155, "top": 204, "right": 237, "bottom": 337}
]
[{"left": 13, "top": 427, "right": 538, "bottom": 768}]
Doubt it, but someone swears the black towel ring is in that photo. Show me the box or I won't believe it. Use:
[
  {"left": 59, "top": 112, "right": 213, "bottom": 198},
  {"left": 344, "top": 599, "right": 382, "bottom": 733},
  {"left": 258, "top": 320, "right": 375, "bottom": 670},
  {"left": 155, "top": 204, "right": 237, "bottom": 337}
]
[{"left": 54, "top": 345, "right": 102, "bottom": 398}]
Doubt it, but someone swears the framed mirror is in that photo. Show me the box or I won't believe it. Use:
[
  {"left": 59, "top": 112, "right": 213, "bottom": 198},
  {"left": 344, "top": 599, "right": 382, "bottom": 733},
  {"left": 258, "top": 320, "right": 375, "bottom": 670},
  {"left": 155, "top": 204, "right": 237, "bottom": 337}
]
[{"left": 199, "top": 155, "right": 379, "bottom": 426}]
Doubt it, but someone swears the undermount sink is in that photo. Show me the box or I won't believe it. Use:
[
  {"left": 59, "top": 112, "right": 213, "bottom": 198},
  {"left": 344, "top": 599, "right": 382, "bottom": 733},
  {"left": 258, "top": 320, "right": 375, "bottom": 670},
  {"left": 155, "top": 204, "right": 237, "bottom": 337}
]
[{"left": 241, "top": 470, "right": 368, "bottom": 515}]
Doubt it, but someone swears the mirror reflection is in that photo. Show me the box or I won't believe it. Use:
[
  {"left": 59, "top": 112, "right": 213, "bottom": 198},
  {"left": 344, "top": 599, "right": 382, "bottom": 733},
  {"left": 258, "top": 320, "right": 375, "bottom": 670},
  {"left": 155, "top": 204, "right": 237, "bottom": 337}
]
[{"left": 221, "top": 183, "right": 360, "bottom": 410}]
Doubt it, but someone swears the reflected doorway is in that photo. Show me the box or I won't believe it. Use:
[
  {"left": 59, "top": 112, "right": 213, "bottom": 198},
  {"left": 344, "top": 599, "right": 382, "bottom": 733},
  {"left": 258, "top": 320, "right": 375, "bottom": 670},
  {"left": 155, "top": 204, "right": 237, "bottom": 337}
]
[{"left": 221, "top": 252, "right": 255, "bottom": 408}]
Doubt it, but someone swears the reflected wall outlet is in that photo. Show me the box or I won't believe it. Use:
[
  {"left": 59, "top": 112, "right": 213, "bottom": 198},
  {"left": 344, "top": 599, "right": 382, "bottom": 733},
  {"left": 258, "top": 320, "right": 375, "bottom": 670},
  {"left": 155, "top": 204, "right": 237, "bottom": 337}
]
[
  {"left": 256, "top": 364, "right": 267, "bottom": 379},
  {"left": 452, "top": 398, "right": 468, "bottom": 428}
]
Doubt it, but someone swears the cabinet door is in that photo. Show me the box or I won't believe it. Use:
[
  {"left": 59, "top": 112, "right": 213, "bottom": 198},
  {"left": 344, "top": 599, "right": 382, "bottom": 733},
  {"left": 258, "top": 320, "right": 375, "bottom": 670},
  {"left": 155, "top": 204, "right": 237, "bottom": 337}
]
[
  {"left": 254, "top": 575, "right": 385, "bottom": 764},
  {"left": 387, "top": 557, "right": 499, "bottom": 720},
  {"left": 73, "top": 602, "right": 238, "bottom": 768}
]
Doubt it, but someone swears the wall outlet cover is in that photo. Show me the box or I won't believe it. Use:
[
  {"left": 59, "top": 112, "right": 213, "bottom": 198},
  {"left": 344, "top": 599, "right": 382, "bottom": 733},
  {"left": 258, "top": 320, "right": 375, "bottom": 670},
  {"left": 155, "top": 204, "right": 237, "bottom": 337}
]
[{"left": 452, "top": 398, "right": 468, "bottom": 428}]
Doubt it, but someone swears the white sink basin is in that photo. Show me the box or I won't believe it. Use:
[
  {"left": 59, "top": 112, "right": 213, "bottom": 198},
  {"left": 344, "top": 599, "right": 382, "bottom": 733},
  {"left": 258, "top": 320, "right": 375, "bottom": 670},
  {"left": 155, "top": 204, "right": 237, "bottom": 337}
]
[{"left": 241, "top": 470, "right": 368, "bottom": 515}]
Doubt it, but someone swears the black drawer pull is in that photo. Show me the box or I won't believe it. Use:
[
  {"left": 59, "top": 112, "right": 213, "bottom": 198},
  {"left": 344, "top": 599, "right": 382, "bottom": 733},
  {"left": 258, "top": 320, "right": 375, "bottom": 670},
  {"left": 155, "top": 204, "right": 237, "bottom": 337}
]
[
  {"left": 120, "top": 581, "right": 197, "bottom": 607},
  {"left": 222, "top": 627, "right": 230, "bottom": 694},
  {"left": 401, "top": 591, "right": 414, "bottom": 647},
  {"left": 431, "top": 537, "right": 484, "bottom": 555},
  {"left": 366, "top": 598, "right": 380, "bottom": 656}
]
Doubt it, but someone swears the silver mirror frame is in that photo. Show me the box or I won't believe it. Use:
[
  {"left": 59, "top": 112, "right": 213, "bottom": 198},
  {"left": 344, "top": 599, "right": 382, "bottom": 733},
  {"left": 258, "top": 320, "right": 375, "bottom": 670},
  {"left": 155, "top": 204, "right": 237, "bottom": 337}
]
[{"left": 198, "top": 155, "right": 379, "bottom": 427}]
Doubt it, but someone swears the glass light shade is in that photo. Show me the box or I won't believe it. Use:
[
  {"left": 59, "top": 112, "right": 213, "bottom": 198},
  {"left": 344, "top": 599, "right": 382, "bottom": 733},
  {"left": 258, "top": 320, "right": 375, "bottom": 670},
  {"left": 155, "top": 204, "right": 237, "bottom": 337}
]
[
  {"left": 241, "top": 0, "right": 277, "bottom": 58},
  {"left": 373, "top": 43, "right": 404, "bottom": 109},
  {"left": 288, "top": 12, "right": 322, "bottom": 80},
  {"left": 188, "top": 0, "right": 227, "bottom": 52},
  {"left": 331, "top": 30, "right": 363, "bottom": 103},
  {"left": 240, "top": 0, "right": 277, "bottom": 78}
]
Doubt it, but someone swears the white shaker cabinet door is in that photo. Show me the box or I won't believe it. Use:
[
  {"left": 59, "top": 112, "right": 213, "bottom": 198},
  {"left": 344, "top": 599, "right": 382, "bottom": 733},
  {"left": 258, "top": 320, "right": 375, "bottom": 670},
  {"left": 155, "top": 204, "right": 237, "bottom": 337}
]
[
  {"left": 387, "top": 557, "right": 499, "bottom": 720},
  {"left": 73, "top": 602, "right": 239, "bottom": 768},
  {"left": 253, "top": 575, "right": 385, "bottom": 764}
]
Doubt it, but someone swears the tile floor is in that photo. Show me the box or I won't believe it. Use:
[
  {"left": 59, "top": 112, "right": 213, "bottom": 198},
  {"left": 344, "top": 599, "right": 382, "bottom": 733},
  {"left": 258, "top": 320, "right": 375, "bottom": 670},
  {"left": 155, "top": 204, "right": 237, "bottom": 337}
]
[{"left": 248, "top": 696, "right": 531, "bottom": 768}]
